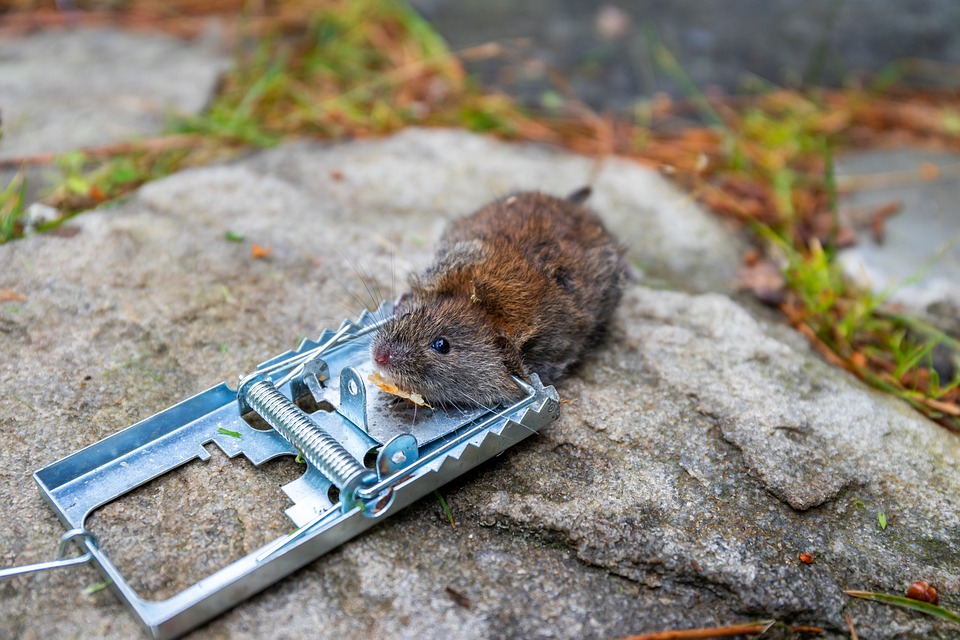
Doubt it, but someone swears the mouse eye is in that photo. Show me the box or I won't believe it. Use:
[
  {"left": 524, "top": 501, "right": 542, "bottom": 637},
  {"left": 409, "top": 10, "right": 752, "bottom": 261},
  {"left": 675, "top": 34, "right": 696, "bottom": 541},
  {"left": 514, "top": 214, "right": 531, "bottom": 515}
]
[{"left": 430, "top": 337, "right": 451, "bottom": 354}]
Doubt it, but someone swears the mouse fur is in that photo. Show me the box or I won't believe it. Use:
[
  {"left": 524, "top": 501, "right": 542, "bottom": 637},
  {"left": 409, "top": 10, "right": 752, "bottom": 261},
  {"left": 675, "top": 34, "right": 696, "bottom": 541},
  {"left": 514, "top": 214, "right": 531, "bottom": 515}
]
[{"left": 370, "top": 190, "right": 626, "bottom": 408}]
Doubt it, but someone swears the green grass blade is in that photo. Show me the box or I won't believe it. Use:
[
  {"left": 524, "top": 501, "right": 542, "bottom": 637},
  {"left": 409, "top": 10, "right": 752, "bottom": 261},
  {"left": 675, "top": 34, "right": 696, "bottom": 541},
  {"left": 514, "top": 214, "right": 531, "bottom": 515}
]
[
  {"left": 82, "top": 579, "right": 113, "bottom": 596},
  {"left": 434, "top": 490, "right": 454, "bottom": 527},
  {"left": 643, "top": 22, "right": 726, "bottom": 130},
  {"left": 822, "top": 142, "right": 839, "bottom": 257},
  {"left": 844, "top": 590, "right": 960, "bottom": 623},
  {"left": 0, "top": 171, "right": 27, "bottom": 242}
]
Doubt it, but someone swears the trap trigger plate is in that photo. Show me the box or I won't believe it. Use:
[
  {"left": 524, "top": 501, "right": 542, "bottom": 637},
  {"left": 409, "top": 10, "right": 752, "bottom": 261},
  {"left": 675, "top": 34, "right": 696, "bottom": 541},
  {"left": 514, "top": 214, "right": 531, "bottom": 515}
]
[{"left": 23, "top": 301, "right": 560, "bottom": 640}]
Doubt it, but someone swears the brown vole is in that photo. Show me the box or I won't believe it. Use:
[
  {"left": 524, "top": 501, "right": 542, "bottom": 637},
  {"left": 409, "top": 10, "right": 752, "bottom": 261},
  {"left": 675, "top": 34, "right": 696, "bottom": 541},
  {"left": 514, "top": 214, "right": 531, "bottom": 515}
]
[{"left": 370, "top": 189, "right": 626, "bottom": 408}]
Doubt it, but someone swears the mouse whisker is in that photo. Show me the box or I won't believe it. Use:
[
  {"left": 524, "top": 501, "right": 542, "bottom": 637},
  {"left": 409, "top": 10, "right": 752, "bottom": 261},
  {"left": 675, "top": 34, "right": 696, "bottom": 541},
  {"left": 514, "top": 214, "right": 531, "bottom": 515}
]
[
  {"left": 341, "top": 249, "right": 386, "bottom": 314},
  {"left": 329, "top": 275, "right": 374, "bottom": 320},
  {"left": 508, "top": 418, "right": 540, "bottom": 437},
  {"left": 390, "top": 244, "right": 397, "bottom": 308},
  {"left": 466, "top": 391, "right": 540, "bottom": 437},
  {"left": 458, "top": 392, "right": 494, "bottom": 415}
]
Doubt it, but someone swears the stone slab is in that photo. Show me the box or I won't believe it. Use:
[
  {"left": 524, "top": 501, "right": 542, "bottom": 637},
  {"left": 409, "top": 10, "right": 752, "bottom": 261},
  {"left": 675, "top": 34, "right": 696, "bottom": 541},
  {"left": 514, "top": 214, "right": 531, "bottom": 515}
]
[
  {"left": 0, "top": 130, "right": 957, "bottom": 639},
  {"left": 0, "top": 27, "right": 229, "bottom": 160}
]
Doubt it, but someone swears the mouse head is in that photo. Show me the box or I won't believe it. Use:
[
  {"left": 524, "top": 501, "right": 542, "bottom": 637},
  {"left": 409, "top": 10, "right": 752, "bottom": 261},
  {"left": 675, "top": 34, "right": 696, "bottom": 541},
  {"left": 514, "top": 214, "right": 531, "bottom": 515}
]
[{"left": 370, "top": 297, "right": 524, "bottom": 408}]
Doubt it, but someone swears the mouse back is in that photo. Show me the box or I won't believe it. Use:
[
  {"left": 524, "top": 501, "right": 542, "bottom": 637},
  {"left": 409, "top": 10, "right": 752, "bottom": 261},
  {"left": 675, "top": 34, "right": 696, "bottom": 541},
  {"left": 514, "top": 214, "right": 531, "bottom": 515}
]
[{"left": 372, "top": 191, "right": 626, "bottom": 407}]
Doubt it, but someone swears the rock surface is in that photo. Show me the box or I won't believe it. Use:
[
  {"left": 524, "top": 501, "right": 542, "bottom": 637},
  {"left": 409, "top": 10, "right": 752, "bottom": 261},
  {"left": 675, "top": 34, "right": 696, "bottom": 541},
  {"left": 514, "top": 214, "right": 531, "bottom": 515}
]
[
  {"left": 837, "top": 149, "right": 960, "bottom": 340},
  {"left": 0, "top": 26, "right": 230, "bottom": 210},
  {"left": 1, "top": 129, "right": 959, "bottom": 640},
  {"left": 0, "top": 28, "right": 229, "bottom": 160}
]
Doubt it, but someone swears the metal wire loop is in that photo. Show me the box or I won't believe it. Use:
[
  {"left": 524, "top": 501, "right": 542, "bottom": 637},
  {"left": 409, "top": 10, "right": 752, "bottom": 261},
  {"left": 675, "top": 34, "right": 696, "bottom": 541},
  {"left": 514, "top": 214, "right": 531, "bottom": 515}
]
[{"left": 0, "top": 528, "right": 98, "bottom": 580}]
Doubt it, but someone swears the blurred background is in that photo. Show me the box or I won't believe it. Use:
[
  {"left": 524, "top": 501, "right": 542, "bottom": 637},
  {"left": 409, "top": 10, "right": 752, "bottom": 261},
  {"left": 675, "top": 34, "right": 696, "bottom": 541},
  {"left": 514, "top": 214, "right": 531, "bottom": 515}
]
[
  {"left": 412, "top": 0, "right": 960, "bottom": 110},
  {"left": 5, "top": 1, "right": 960, "bottom": 111},
  {"left": 1, "top": 0, "right": 959, "bottom": 428}
]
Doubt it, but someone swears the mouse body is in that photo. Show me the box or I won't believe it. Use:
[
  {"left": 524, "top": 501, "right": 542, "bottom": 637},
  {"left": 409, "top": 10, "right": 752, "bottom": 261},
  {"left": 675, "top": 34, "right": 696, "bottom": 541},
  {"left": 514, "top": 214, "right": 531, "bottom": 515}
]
[{"left": 370, "top": 190, "right": 626, "bottom": 408}]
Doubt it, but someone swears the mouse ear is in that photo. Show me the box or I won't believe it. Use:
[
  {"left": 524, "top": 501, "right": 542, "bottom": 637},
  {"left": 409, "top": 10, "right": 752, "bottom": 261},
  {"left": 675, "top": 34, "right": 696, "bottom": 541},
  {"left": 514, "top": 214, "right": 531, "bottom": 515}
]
[
  {"left": 566, "top": 186, "right": 592, "bottom": 204},
  {"left": 493, "top": 334, "right": 525, "bottom": 377},
  {"left": 413, "top": 239, "right": 487, "bottom": 293}
]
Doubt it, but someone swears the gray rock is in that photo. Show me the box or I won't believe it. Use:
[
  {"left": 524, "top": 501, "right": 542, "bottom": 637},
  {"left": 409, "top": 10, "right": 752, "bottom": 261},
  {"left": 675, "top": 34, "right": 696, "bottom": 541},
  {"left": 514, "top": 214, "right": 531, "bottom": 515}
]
[
  {"left": 242, "top": 130, "right": 745, "bottom": 294},
  {"left": 837, "top": 149, "right": 960, "bottom": 337},
  {"left": 0, "top": 27, "right": 230, "bottom": 209},
  {"left": 0, "top": 28, "right": 229, "bottom": 160},
  {"left": 1, "top": 130, "right": 958, "bottom": 639}
]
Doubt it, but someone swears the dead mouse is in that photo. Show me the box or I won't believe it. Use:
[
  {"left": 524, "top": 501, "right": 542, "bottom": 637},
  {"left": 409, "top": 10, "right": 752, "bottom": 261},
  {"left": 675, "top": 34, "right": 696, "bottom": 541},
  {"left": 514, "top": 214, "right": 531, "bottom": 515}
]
[{"left": 370, "top": 188, "right": 626, "bottom": 408}]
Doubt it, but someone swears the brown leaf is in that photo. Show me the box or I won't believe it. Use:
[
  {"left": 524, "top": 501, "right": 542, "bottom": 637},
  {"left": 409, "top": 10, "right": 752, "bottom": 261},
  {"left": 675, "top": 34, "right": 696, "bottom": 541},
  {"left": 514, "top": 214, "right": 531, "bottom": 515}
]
[
  {"left": 920, "top": 161, "right": 940, "bottom": 181},
  {"left": 251, "top": 244, "right": 272, "bottom": 259},
  {"left": 89, "top": 184, "right": 108, "bottom": 202},
  {"left": 918, "top": 396, "right": 960, "bottom": 416},
  {"left": 870, "top": 201, "right": 903, "bottom": 245},
  {"left": 0, "top": 289, "right": 27, "bottom": 302},
  {"left": 445, "top": 586, "right": 472, "bottom": 609},
  {"left": 738, "top": 259, "right": 786, "bottom": 305}
]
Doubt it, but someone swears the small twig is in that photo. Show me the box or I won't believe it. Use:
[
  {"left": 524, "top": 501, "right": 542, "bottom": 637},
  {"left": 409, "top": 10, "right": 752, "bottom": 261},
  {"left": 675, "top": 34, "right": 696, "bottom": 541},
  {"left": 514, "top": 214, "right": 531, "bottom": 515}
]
[
  {"left": 0, "top": 134, "right": 205, "bottom": 168},
  {"left": 836, "top": 160, "right": 960, "bottom": 192},
  {"left": 844, "top": 613, "right": 859, "bottom": 640},
  {"left": 792, "top": 626, "right": 826, "bottom": 634},
  {"left": 616, "top": 621, "right": 824, "bottom": 640},
  {"left": 454, "top": 41, "right": 508, "bottom": 62},
  {"left": 790, "top": 320, "right": 854, "bottom": 371},
  {"left": 615, "top": 621, "right": 776, "bottom": 640},
  {"left": 917, "top": 396, "right": 960, "bottom": 416}
]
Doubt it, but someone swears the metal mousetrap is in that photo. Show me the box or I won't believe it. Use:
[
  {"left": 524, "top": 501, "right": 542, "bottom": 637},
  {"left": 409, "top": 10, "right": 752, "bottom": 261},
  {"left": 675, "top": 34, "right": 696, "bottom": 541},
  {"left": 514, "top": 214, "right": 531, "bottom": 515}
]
[{"left": 1, "top": 302, "right": 559, "bottom": 639}]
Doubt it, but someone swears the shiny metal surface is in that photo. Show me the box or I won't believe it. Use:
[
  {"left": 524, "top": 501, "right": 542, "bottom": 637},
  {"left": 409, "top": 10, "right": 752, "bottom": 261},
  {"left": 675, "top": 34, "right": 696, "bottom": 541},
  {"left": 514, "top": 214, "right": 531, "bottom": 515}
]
[
  {"left": 238, "top": 374, "right": 387, "bottom": 515},
  {"left": 0, "top": 529, "right": 96, "bottom": 579}
]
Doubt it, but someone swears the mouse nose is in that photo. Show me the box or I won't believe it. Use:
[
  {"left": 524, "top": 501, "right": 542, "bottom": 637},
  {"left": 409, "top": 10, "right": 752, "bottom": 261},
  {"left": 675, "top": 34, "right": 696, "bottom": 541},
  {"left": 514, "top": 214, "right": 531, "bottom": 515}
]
[{"left": 373, "top": 345, "right": 391, "bottom": 368}]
